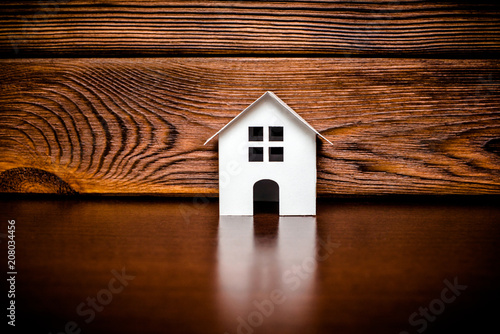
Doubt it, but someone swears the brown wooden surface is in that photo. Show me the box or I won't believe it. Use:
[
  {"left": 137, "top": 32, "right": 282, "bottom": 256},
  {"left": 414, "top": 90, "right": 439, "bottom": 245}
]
[
  {"left": 1, "top": 1, "right": 500, "bottom": 57},
  {"left": 0, "top": 58, "right": 499, "bottom": 195},
  {"left": 1, "top": 198, "right": 499, "bottom": 333}
]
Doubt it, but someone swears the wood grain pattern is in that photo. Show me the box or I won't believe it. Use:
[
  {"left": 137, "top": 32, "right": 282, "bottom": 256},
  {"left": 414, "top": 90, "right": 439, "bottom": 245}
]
[
  {"left": 1, "top": 1, "right": 500, "bottom": 57},
  {"left": 0, "top": 167, "right": 76, "bottom": 194},
  {"left": 0, "top": 58, "right": 499, "bottom": 195}
]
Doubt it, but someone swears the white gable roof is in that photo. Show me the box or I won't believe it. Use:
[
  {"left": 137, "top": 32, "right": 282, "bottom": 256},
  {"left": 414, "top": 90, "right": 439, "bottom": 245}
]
[{"left": 204, "top": 91, "right": 333, "bottom": 145}]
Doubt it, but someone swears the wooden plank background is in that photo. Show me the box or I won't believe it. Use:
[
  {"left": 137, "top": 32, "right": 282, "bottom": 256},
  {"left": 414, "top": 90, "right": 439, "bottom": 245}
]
[
  {"left": 0, "top": 1, "right": 499, "bottom": 195},
  {"left": 1, "top": 0, "right": 499, "bottom": 56},
  {"left": 1, "top": 58, "right": 499, "bottom": 195}
]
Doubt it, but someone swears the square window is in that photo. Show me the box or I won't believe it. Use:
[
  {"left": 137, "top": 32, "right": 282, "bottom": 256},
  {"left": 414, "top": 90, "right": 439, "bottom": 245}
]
[
  {"left": 269, "top": 126, "right": 283, "bottom": 141},
  {"left": 269, "top": 147, "right": 284, "bottom": 162},
  {"left": 249, "top": 147, "right": 264, "bottom": 161},
  {"left": 249, "top": 127, "right": 263, "bottom": 141}
]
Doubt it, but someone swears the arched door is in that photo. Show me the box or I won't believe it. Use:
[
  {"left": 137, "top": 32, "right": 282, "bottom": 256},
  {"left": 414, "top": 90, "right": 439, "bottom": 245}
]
[{"left": 253, "top": 179, "right": 279, "bottom": 215}]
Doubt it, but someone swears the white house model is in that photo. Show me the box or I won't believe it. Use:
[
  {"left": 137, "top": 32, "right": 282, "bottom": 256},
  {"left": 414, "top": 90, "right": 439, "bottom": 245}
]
[{"left": 205, "top": 91, "right": 332, "bottom": 216}]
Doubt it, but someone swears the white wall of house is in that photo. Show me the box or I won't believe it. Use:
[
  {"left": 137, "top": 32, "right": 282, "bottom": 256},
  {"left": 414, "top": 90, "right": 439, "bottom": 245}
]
[{"left": 218, "top": 94, "right": 317, "bottom": 215}]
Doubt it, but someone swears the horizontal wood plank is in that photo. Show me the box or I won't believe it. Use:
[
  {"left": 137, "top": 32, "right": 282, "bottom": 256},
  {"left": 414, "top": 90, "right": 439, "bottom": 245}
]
[
  {"left": 0, "top": 58, "right": 499, "bottom": 195},
  {"left": 1, "top": 1, "right": 499, "bottom": 57}
]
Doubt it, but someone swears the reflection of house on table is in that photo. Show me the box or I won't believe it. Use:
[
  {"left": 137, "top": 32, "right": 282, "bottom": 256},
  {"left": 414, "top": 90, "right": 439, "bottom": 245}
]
[{"left": 205, "top": 91, "right": 332, "bottom": 216}]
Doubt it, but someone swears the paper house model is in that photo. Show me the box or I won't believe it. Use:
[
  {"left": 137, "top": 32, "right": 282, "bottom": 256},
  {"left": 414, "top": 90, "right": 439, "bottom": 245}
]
[{"left": 205, "top": 91, "right": 332, "bottom": 216}]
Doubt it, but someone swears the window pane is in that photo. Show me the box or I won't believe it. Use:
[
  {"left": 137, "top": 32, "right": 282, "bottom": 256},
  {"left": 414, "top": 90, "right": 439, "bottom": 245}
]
[
  {"left": 269, "top": 126, "right": 283, "bottom": 141},
  {"left": 249, "top": 147, "right": 264, "bottom": 161},
  {"left": 269, "top": 147, "right": 284, "bottom": 162},
  {"left": 249, "top": 127, "right": 263, "bottom": 141}
]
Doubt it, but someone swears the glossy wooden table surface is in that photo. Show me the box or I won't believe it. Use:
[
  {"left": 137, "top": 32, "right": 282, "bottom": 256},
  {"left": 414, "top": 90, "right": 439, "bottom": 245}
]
[{"left": 1, "top": 197, "right": 499, "bottom": 334}]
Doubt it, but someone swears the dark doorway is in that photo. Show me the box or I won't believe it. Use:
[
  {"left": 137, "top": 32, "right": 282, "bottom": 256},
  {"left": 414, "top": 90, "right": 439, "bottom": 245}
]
[{"left": 253, "top": 179, "right": 279, "bottom": 215}]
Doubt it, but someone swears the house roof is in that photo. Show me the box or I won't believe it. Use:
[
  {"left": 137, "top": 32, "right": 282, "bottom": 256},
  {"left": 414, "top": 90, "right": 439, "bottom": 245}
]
[{"left": 204, "top": 91, "right": 333, "bottom": 145}]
